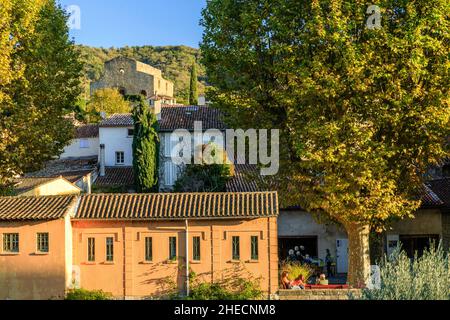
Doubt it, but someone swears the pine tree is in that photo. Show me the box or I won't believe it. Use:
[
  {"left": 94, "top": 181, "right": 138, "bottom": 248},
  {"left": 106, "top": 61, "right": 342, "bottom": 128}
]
[
  {"left": 189, "top": 63, "right": 198, "bottom": 105},
  {"left": 132, "top": 97, "right": 159, "bottom": 193}
]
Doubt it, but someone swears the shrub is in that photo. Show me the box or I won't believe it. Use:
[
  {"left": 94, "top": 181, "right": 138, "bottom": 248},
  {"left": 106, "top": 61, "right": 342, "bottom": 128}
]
[
  {"left": 361, "top": 244, "right": 450, "bottom": 300},
  {"left": 185, "top": 279, "right": 263, "bottom": 300},
  {"left": 65, "top": 288, "right": 113, "bottom": 300},
  {"left": 280, "top": 261, "right": 314, "bottom": 284}
]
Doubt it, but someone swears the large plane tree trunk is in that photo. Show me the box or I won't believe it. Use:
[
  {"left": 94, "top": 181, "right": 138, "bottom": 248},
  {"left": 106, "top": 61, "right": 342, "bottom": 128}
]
[{"left": 344, "top": 222, "right": 371, "bottom": 288}]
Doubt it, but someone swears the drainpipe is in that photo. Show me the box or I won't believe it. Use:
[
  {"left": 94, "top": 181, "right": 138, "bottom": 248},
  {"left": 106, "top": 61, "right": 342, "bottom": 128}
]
[
  {"left": 185, "top": 219, "right": 190, "bottom": 297},
  {"left": 99, "top": 144, "right": 106, "bottom": 177}
]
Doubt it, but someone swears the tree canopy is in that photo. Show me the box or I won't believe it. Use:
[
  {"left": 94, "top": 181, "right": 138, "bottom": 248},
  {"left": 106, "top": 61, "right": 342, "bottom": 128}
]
[
  {"left": 0, "top": 0, "right": 83, "bottom": 189},
  {"left": 85, "top": 88, "right": 132, "bottom": 123},
  {"left": 201, "top": 0, "right": 450, "bottom": 286}
]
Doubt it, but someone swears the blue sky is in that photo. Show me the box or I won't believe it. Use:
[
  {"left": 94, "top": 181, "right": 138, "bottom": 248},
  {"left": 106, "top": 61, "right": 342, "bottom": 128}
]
[{"left": 59, "top": 0, "right": 206, "bottom": 48}]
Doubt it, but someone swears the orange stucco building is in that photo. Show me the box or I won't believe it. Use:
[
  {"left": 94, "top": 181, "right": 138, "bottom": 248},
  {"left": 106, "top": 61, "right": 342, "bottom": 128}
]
[{"left": 0, "top": 192, "right": 279, "bottom": 300}]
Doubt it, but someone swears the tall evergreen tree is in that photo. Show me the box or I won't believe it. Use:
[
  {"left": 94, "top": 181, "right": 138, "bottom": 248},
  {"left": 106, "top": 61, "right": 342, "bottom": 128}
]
[
  {"left": 132, "top": 97, "right": 159, "bottom": 193},
  {"left": 189, "top": 63, "right": 199, "bottom": 105},
  {"left": 0, "top": 0, "right": 83, "bottom": 190},
  {"left": 201, "top": 0, "right": 449, "bottom": 286}
]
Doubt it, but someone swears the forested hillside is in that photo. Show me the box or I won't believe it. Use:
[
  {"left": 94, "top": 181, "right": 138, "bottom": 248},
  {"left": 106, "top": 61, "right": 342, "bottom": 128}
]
[{"left": 77, "top": 45, "right": 206, "bottom": 104}]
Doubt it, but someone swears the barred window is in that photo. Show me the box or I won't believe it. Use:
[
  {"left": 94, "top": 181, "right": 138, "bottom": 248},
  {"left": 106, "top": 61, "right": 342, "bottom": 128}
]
[
  {"left": 232, "top": 236, "right": 240, "bottom": 260},
  {"left": 193, "top": 236, "right": 201, "bottom": 261},
  {"left": 3, "top": 233, "right": 19, "bottom": 253},
  {"left": 37, "top": 233, "right": 49, "bottom": 253},
  {"left": 106, "top": 237, "right": 114, "bottom": 262},
  {"left": 169, "top": 237, "right": 177, "bottom": 260},
  {"left": 145, "top": 237, "right": 153, "bottom": 262},
  {"left": 88, "top": 238, "right": 95, "bottom": 262},
  {"left": 251, "top": 236, "right": 259, "bottom": 260}
]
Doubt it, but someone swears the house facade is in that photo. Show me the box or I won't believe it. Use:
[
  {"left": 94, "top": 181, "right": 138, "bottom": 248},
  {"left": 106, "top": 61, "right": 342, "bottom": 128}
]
[
  {"left": 98, "top": 104, "right": 227, "bottom": 191},
  {"left": 61, "top": 124, "right": 99, "bottom": 160},
  {"left": 90, "top": 57, "right": 175, "bottom": 104},
  {"left": 0, "top": 192, "right": 279, "bottom": 300}
]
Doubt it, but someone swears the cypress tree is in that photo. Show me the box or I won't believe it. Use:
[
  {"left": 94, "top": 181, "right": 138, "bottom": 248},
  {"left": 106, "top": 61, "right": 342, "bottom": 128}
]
[
  {"left": 189, "top": 63, "right": 198, "bottom": 105},
  {"left": 132, "top": 97, "right": 159, "bottom": 193}
]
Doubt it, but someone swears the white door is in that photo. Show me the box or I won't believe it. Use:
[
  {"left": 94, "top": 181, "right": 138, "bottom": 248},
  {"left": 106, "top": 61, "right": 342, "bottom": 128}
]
[{"left": 336, "top": 239, "right": 349, "bottom": 274}]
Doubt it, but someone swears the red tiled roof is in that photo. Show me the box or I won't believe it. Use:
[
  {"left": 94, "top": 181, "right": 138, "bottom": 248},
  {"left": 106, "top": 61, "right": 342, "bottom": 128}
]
[
  {"left": 226, "top": 164, "right": 263, "bottom": 193},
  {"left": 159, "top": 105, "right": 226, "bottom": 131},
  {"left": 420, "top": 185, "right": 444, "bottom": 208},
  {"left": 94, "top": 167, "right": 135, "bottom": 187},
  {"left": 75, "top": 124, "right": 99, "bottom": 139},
  {"left": 427, "top": 178, "right": 450, "bottom": 209},
  {"left": 74, "top": 192, "right": 279, "bottom": 220},
  {"left": 99, "top": 106, "right": 226, "bottom": 131},
  {"left": 0, "top": 196, "right": 77, "bottom": 221}
]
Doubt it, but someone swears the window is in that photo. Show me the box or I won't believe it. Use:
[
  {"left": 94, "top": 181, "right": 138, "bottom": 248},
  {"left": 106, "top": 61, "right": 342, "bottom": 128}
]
[
  {"left": 169, "top": 237, "right": 177, "bottom": 260},
  {"left": 145, "top": 237, "right": 153, "bottom": 262},
  {"left": 37, "top": 233, "right": 49, "bottom": 253},
  {"left": 193, "top": 236, "right": 201, "bottom": 261},
  {"left": 87, "top": 238, "right": 95, "bottom": 262},
  {"left": 251, "top": 236, "right": 259, "bottom": 260},
  {"left": 106, "top": 237, "right": 114, "bottom": 262},
  {"left": 115, "top": 151, "right": 125, "bottom": 165},
  {"left": 3, "top": 233, "right": 19, "bottom": 253},
  {"left": 232, "top": 236, "right": 240, "bottom": 260},
  {"left": 127, "top": 129, "right": 134, "bottom": 137},
  {"left": 79, "top": 139, "right": 89, "bottom": 149}
]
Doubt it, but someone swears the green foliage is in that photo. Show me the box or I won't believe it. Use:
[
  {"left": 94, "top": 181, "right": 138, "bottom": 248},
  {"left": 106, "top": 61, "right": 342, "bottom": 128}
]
[
  {"left": 189, "top": 63, "right": 199, "bottom": 105},
  {"left": 186, "top": 279, "right": 263, "bottom": 300},
  {"left": 0, "top": 0, "right": 83, "bottom": 189},
  {"left": 172, "top": 271, "right": 263, "bottom": 300},
  {"left": 85, "top": 88, "right": 132, "bottom": 123},
  {"left": 280, "top": 261, "right": 314, "bottom": 284},
  {"left": 201, "top": 0, "right": 450, "bottom": 285},
  {"left": 174, "top": 144, "right": 233, "bottom": 192},
  {"left": 65, "top": 288, "right": 112, "bottom": 300},
  {"left": 132, "top": 96, "right": 159, "bottom": 193},
  {"left": 361, "top": 244, "right": 450, "bottom": 300},
  {"left": 174, "top": 163, "right": 232, "bottom": 192},
  {"left": 78, "top": 45, "right": 206, "bottom": 104}
]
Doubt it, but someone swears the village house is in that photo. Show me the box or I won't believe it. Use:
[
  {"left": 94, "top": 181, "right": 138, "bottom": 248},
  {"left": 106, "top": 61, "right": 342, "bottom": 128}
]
[
  {"left": 60, "top": 124, "right": 99, "bottom": 160},
  {"left": 90, "top": 56, "right": 175, "bottom": 105},
  {"left": 97, "top": 101, "right": 226, "bottom": 191},
  {"left": 0, "top": 191, "right": 279, "bottom": 300},
  {"left": 13, "top": 177, "right": 82, "bottom": 197}
]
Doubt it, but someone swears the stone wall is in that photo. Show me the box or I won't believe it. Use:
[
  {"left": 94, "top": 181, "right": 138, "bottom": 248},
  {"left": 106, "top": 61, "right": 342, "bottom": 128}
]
[{"left": 278, "top": 289, "right": 362, "bottom": 300}]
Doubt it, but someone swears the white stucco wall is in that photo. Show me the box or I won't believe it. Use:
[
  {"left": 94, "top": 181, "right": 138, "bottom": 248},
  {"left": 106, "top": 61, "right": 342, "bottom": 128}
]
[
  {"left": 278, "top": 210, "right": 347, "bottom": 261},
  {"left": 60, "top": 138, "right": 99, "bottom": 159},
  {"left": 99, "top": 127, "right": 134, "bottom": 166}
]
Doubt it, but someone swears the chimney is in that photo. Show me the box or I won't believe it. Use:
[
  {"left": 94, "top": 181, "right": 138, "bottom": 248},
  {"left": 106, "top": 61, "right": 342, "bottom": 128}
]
[
  {"left": 100, "top": 111, "right": 107, "bottom": 120},
  {"left": 150, "top": 97, "right": 162, "bottom": 121},
  {"left": 99, "top": 144, "right": 106, "bottom": 177}
]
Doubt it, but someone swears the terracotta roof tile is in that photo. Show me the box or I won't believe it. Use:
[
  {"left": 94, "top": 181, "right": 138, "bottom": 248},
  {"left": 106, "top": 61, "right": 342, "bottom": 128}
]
[
  {"left": 159, "top": 105, "right": 226, "bottom": 131},
  {"left": 75, "top": 192, "right": 278, "bottom": 220},
  {"left": 75, "top": 124, "right": 99, "bottom": 139},
  {"left": 0, "top": 196, "right": 77, "bottom": 221},
  {"left": 427, "top": 178, "right": 450, "bottom": 208},
  {"left": 226, "top": 164, "right": 263, "bottom": 193},
  {"left": 94, "top": 167, "right": 134, "bottom": 186},
  {"left": 99, "top": 106, "right": 226, "bottom": 131}
]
